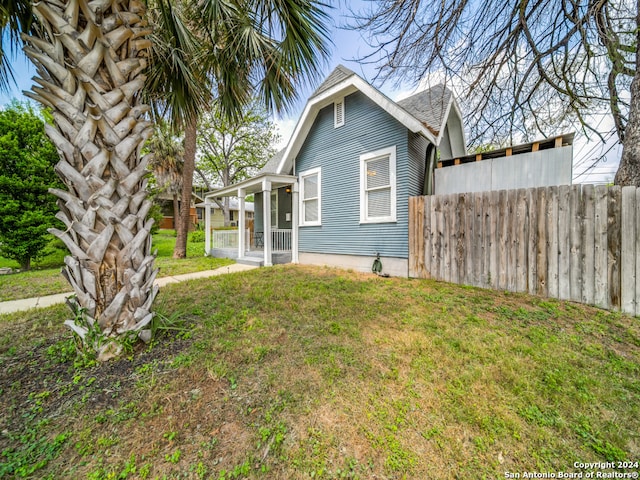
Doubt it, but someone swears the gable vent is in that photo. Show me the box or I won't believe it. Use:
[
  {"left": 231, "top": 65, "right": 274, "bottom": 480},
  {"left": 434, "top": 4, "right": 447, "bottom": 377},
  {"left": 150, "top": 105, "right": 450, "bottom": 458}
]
[{"left": 334, "top": 99, "right": 345, "bottom": 128}]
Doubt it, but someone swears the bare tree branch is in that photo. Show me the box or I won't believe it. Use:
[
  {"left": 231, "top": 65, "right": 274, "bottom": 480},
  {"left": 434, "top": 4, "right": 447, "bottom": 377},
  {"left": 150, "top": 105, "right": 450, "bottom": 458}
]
[{"left": 350, "top": 0, "right": 636, "bottom": 152}]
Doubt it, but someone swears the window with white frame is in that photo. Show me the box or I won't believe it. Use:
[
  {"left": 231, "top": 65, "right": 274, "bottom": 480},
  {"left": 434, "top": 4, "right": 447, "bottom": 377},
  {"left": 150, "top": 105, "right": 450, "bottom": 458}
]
[
  {"left": 360, "top": 146, "right": 397, "bottom": 223},
  {"left": 334, "top": 98, "right": 345, "bottom": 128},
  {"left": 299, "top": 168, "right": 321, "bottom": 226}
]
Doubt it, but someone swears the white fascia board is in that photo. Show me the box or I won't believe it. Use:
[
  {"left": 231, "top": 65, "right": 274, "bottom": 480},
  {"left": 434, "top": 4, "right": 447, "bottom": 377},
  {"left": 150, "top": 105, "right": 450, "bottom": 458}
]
[
  {"left": 276, "top": 75, "right": 437, "bottom": 174},
  {"left": 451, "top": 98, "right": 467, "bottom": 149},
  {"left": 276, "top": 83, "right": 358, "bottom": 174},
  {"left": 435, "top": 98, "right": 453, "bottom": 147},
  {"left": 205, "top": 177, "right": 262, "bottom": 198},
  {"left": 205, "top": 173, "right": 297, "bottom": 197},
  {"left": 435, "top": 95, "right": 467, "bottom": 158},
  {"left": 435, "top": 97, "right": 466, "bottom": 151}
]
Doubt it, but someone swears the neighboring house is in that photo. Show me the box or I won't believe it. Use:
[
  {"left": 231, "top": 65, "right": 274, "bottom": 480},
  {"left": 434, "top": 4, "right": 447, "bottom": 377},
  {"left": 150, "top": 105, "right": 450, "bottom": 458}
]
[
  {"left": 196, "top": 198, "right": 255, "bottom": 228},
  {"left": 157, "top": 191, "right": 203, "bottom": 230},
  {"left": 157, "top": 190, "right": 255, "bottom": 231},
  {"left": 203, "top": 64, "right": 466, "bottom": 276}
]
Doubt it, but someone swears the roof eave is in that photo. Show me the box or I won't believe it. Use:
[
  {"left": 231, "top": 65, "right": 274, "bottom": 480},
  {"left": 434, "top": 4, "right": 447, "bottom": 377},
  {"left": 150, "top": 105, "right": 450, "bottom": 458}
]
[
  {"left": 434, "top": 96, "right": 454, "bottom": 146},
  {"left": 430, "top": 94, "right": 467, "bottom": 155},
  {"left": 205, "top": 173, "right": 298, "bottom": 198},
  {"left": 276, "top": 75, "right": 438, "bottom": 174}
]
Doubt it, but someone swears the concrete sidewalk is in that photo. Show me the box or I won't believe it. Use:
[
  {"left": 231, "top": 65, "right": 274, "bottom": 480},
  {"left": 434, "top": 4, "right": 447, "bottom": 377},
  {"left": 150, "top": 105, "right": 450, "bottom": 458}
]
[{"left": 0, "top": 263, "right": 257, "bottom": 315}]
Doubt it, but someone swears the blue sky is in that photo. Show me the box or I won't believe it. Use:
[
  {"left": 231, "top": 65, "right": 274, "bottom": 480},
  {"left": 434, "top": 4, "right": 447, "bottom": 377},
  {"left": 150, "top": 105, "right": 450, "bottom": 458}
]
[
  {"left": 1, "top": 0, "right": 620, "bottom": 183},
  {"left": 0, "top": 2, "right": 390, "bottom": 115},
  {"left": 0, "top": 49, "right": 35, "bottom": 106}
]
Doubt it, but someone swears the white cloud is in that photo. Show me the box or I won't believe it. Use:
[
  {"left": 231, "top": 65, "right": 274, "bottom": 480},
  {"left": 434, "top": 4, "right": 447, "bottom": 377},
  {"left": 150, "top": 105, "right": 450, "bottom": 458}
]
[{"left": 273, "top": 116, "right": 298, "bottom": 151}]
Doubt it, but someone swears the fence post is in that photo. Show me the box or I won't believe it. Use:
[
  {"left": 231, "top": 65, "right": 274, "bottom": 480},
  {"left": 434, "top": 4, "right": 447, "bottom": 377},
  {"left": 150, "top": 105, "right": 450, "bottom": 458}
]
[
  {"left": 608, "top": 186, "right": 622, "bottom": 310},
  {"left": 594, "top": 185, "right": 609, "bottom": 309},
  {"left": 582, "top": 184, "right": 596, "bottom": 306},
  {"left": 526, "top": 188, "right": 538, "bottom": 295},
  {"left": 621, "top": 186, "right": 636, "bottom": 314},
  {"left": 515, "top": 189, "right": 528, "bottom": 292},
  {"left": 411, "top": 197, "right": 427, "bottom": 278},
  {"left": 569, "top": 185, "right": 583, "bottom": 303},
  {"left": 489, "top": 190, "right": 499, "bottom": 289},
  {"left": 636, "top": 188, "right": 640, "bottom": 317},
  {"left": 423, "top": 195, "right": 432, "bottom": 279},
  {"left": 536, "top": 187, "right": 548, "bottom": 297}
]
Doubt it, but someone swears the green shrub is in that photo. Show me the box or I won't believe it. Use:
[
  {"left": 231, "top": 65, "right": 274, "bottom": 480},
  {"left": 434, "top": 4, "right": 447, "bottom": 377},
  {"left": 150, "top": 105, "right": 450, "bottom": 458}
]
[
  {"left": 189, "top": 230, "right": 205, "bottom": 243},
  {"left": 147, "top": 204, "right": 164, "bottom": 235}
]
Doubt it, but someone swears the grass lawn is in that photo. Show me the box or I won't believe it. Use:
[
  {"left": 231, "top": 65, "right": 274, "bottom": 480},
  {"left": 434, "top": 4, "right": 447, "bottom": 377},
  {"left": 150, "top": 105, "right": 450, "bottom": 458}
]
[
  {"left": 0, "top": 230, "right": 233, "bottom": 302},
  {"left": 0, "top": 265, "right": 638, "bottom": 479}
]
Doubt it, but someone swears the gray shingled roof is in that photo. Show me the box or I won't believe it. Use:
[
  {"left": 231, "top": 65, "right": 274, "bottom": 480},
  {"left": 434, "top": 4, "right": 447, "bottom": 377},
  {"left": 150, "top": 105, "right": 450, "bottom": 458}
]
[
  {"left": 396, "top": 84, "right": 453, "bottom": 135},
  {"left": 313, "top": 65, "right": 453, "bottom": 134},
  {"left": 259, "top": 149, "right": 285, "bottom": 174},
  {"left": 267, "top": 70, "right": 456, "bottom": 176},
  {"left": 310, "top": 64, "right": 356, "bottom": 98}
]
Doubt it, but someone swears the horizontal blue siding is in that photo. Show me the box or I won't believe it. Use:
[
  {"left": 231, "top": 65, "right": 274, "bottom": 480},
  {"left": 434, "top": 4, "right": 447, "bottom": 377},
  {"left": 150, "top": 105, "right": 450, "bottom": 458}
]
[
  {"left": 296, "top": 91, "right": 425, "bottom": 259},
  {"left": 408, "top": 131, "right": 429, "bottom": 197}
]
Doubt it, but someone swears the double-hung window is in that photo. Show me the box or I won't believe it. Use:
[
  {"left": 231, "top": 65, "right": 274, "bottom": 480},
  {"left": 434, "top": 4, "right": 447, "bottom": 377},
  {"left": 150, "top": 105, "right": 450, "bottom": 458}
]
[
  {"left": 360, "top": 146, "right": 397, "bottom": 223},
  {"left": 299, "top": 167, "right": 321, "bottom": 226}
]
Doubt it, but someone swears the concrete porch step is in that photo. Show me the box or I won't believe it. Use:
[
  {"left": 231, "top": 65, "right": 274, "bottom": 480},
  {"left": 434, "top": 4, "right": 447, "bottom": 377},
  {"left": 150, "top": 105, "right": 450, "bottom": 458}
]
[{"left": 237, "top": 256, "right": 264, "bottom": 267}]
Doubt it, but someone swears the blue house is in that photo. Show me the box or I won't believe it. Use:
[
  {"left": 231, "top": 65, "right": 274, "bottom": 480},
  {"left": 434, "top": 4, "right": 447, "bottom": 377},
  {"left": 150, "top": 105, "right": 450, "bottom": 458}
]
[{"left": 203, "top": 65, "right": 466, "bottom": 276}]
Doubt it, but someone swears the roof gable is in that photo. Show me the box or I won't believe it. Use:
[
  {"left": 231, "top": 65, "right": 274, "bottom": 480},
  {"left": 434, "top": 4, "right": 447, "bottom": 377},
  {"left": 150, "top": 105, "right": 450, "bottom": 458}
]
[
  {"left": 396, "top": 84, "right": 452, "bottom": 136},
  {"left": 276, "top": 65, "right": 463, "bottom": 174},
  {"left": 310, "top": 64, "right": 356, "bottom": 98}
]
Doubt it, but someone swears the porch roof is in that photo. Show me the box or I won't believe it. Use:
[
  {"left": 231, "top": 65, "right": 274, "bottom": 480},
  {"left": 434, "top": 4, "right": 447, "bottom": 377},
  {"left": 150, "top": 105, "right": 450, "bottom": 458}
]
[{"left": 204, "top": 173, "right": 297, "bottom": 198}]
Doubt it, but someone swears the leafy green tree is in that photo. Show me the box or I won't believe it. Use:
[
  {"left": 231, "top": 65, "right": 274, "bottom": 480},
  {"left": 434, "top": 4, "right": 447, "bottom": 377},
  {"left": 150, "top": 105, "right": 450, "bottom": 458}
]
[
  {"left": 0, "top": 101, "right": 61, "bottom": 270},
  {"left": 197, "top": 103, "right": 279, "bottom": 225},
  {"left": 147, "top": 120, "right": 184, "bottom": 229},
  {"left": 146, "top": 0, "right": 331, "bottom": 259}
]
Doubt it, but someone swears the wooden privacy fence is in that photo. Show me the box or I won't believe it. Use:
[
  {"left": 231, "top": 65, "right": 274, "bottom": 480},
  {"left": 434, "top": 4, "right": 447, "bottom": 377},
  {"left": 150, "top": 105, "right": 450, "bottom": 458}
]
[{"left": 409, "top": 185, "right": 640, "bottom": 316}]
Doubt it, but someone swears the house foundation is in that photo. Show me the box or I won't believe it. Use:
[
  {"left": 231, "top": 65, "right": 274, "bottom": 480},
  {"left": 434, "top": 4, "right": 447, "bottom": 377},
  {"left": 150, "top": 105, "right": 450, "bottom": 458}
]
[{"left": 298, "top": 252, "right": 409, "bottom": 278}]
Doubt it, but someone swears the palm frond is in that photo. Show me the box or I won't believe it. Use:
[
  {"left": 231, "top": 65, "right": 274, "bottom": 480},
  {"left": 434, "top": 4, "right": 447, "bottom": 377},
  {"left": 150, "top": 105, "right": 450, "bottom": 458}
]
[
  {"left": 198, "top": 0, "right": 333, "bottom": 120},
  {"left": 145, "top": 0, "right": 212, "bottom": 128},
  {"left": 0, "top": 0, "right": 36, "bottom": 91}
]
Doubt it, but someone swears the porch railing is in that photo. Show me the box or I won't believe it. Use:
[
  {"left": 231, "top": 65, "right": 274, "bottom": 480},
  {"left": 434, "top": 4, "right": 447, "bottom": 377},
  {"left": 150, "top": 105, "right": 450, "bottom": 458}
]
[
  {"left": 211, "top": 228, "right": 291, "bottom": 253},
  {"left": 211, "top": 229, "right": 250, "bottom": 249},
  {"left": 271, "top": 229, "right": 292, "bottom": 252}
]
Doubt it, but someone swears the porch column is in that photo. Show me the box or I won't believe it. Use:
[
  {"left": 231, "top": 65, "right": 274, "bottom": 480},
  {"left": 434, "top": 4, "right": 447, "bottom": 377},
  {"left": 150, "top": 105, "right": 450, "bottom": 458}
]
[
  {"left": 204, "top": 197, "right": 212, "bottom": 256},
  {"left": 238, "top": 188, "right": 246, "bottom": 258},
  {"left": 262, "top": 179, "right": 272, "bottom": 266},
  {"left": 291, "top": 182, "right": 299, "bottom": 263}
]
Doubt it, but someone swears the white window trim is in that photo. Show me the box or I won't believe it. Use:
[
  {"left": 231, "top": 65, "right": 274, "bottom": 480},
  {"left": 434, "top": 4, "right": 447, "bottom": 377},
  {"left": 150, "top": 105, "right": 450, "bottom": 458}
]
[
  {"left": 334, "top": 98, "right": 345, "bottom": 128},
  {"left": 360, "top": 146, "right": 397, "bottom": 224},
  {"left": 299, "top": 167, "right": 322, "bottom": 226}
]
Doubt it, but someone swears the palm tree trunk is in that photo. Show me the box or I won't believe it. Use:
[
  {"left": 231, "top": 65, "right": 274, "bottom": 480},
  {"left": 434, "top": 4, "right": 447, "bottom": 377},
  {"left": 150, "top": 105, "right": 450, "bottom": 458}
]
[
  {"left": 174, "top": 116, "right": 197, "bottom": 258},
  {"left": 22, "top": 0, "right": 158, "bottom": 360},
  {"left": 20, "top": 258, "right": 30, "bottom": 271}
]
